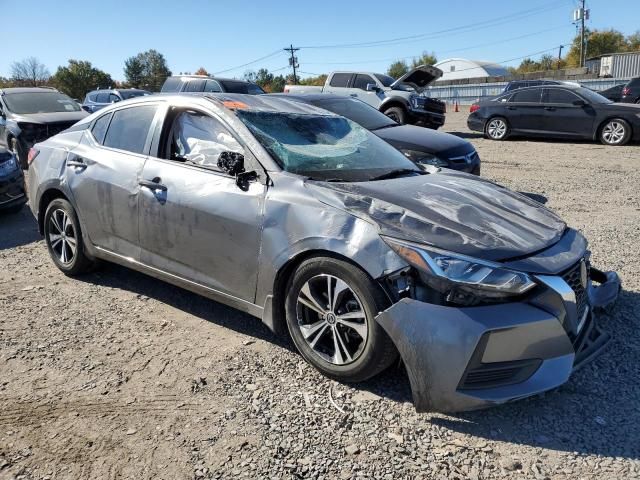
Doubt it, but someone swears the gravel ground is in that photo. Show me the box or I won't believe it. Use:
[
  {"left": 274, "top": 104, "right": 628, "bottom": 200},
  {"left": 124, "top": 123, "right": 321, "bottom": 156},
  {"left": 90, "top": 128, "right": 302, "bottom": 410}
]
[{"left": 1, "top": 111, "right": 639, "bottom": 480}]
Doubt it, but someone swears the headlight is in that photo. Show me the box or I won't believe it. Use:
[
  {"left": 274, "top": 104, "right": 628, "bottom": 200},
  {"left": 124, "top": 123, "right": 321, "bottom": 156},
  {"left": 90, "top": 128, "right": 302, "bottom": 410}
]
[
  {"left": 382, "top": 236, "right": 535, "bottom": 301},
  {"left": 401, "top": 149, "right": 449, "bottom": 167},
  {"left": 0, "top": 155, "right": 18, "bottom": 174},
  {"left": 411, "top": 96, "right": 427, "bottom": 109}
]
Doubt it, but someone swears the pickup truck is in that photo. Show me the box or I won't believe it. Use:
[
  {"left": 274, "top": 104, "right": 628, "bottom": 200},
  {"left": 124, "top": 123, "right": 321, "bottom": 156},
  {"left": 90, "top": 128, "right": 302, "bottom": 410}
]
[{"left": 284, "top": 66, "right": 446, "bottom": 129}]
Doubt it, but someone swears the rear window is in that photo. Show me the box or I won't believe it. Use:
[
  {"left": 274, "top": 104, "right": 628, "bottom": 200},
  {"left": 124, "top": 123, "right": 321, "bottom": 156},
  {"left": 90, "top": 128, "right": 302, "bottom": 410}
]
[
  {"left": 329, "top": 73, "right": 351, "bottom": 88},
  {"left": 161, "top": 77, "right": 183, "bottom": 92},
  {"left": 96, "top": 92, "right": 110, "bottom": 103},
  {"left": 218, "top": 80, "right": 264, "bottom": 94},
  {"left": 3, "top": 92, "right": 81, "bottom": 114},
  {"left": 184, "top": 79, "right": 206, "bottom": 92},
  {"left": 103, "top": 105, "right": 157, "bottom": 154},
  {"left": 204, "top": 80, "right": 222, "bottom": 93},
  {"left": 88, "top": 93, "right": 98, "bottom": 102}
]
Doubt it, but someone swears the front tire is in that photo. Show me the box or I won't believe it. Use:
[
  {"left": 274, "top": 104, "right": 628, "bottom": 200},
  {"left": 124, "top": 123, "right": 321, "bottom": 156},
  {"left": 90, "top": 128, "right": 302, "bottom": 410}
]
[
  {"left": 485, "top": 117, "right": 509, "bottom": 140},
  {"left": 285, "top": 257, "right": 397, "bottom": 382},
  {"left": 383, "top": 106, "right": 406, "bottom": 125},
  {"left": 44, "top": 198, "right": 95, "bottom": 275},
  {"left": 599, "top": 118, "right": 631, "bottom": 145}
]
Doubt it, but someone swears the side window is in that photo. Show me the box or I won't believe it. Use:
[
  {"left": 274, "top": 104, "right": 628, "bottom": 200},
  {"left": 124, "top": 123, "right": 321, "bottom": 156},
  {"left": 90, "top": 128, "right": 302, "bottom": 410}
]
[
  {"left": 108, "top": 93, "right": 120, "bottom": 104},
  {"left": 91, "top": 113, "right": 112, "bottom": 144},
  {"left": 510, "top": 88, "right": 542, "bottom": 103},
  {"left": 167, "top": 110, "right": 243, "bottom": 171},
  {"left": 103, "top": 105, "right": 157, "bottom": 154},
  {"left": 544, "top": 89, "right": 580, "bottom": 104},
  {"left": 184, "top": 80, "right": 206, "bottom": 92},
  {"left": 88, "top": 93, "right": 98, "bottom": 102},
  {"left": 353, "top": 74, "right": 375, "bottom": 91},
  {"left": 329, "top": 73, "right": 351, "bottom": 88},
  {"left": 96, "top": 92, "right": 110, "bottom": 103},
  {"left": 204, "top": 80, "right": 222, "bottom": 92}
]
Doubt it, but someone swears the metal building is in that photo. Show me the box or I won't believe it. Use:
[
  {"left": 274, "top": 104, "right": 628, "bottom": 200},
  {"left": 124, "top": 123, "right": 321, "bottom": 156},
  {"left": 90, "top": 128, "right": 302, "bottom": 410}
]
[
  {"left": 585, "top": 51, "right": 640, "bottom": 78},
  {"left": 434, "top": 58, "right": 511, "bottom": 81}
]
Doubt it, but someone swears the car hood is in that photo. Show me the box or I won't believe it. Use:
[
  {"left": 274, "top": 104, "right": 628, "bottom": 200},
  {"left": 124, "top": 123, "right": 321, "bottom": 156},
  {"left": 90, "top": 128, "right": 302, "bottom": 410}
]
[
  {"left": 374, "top": 125, "right": 474, "bottom": 157},
  {"left": 10, "top": 111, "right": 88, "bottom": 125},
  {"left": 306, "top": 170, "right": 566, "bottom": 262},
  {"left": 391, "top": 65, "right": 443, "bottom": 93}
]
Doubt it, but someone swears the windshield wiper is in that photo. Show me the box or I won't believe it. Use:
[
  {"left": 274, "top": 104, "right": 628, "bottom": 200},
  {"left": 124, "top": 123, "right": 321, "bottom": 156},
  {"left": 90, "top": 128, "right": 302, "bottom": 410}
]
[{"left": 369, "top": 168, "right": 424, "bottom": 181}]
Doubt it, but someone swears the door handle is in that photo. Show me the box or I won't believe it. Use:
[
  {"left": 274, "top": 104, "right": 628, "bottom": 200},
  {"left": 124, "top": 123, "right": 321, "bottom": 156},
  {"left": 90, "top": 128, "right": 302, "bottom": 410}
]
[
  {"left": 67, "top": 156, "right": 87, "bottom": 168},
  {"left": 139, "top": 178, "right": 167, "bottom": 192},
  {"left": 544, "top": 106, "right": 556, "bottom": 111}
]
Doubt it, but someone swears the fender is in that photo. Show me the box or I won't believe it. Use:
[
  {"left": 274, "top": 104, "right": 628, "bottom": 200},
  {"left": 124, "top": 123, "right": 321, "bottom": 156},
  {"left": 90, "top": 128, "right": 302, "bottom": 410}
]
[{"left": 379, "top": 95, "right": 411, "bottom": 112}]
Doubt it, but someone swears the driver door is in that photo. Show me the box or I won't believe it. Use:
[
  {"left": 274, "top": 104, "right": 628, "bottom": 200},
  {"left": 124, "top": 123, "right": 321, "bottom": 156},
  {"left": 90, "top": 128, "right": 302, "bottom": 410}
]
[{"left": 138, "top": 107, "right": 266, "bottom": 302}]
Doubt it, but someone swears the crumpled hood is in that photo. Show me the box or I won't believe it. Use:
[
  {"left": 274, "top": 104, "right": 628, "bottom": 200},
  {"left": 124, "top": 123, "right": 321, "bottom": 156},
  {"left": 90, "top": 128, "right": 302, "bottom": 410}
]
[
  {"left": 306, "top": 170, "right": 566, "bottom": 261},
  {"left": 11, "top": 111, "right": 88, "bottom": 125}
]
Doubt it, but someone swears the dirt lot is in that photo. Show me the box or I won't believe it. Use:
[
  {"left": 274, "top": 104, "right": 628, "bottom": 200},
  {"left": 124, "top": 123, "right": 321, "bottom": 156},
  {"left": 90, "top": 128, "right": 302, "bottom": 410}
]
[{"left": 1, "top": 111, "right": 639, "bottom": 480}]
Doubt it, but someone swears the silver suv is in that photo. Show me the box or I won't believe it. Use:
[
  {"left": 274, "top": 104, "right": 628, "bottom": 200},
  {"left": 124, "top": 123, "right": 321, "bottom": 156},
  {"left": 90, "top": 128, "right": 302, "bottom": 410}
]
[{"left": 82, "top": 89, "right": 151, "bottom": 113}]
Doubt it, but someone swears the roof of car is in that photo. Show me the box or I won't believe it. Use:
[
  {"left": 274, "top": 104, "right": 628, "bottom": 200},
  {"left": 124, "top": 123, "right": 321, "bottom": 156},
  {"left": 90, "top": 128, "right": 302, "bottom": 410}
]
[
  {"left": 168, "top": 75, "right": 257, "bottom": 84},
  {"left": 270, "top": 93, "right": 344, "bottom": 103},
  {"left": 0, "top": 87, "right": 60, "bottom": 94}
]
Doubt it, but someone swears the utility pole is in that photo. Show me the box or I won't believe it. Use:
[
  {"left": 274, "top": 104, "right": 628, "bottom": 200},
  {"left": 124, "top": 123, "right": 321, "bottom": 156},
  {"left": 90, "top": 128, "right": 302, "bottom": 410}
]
[
  {"left": 284, "top": 44, "right": 300, "bottom": 84},
  {"left": 579, "top": 0, "right": 586, "bottom": 67},
  {"left": 557, "top": 45, "right": 564, "bottom": 69}
]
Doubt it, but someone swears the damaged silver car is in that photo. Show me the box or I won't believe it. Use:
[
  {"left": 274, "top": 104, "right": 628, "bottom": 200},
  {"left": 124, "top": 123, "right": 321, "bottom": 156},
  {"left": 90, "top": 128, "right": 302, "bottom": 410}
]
[{"left": 27, "top": 93, "right": 621, "bottom": 412}]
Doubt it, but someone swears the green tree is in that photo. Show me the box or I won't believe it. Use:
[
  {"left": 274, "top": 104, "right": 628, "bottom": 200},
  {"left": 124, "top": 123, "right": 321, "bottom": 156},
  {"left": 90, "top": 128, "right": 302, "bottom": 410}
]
[
  {"left": 50, "top": 60, "right": 113, "bottom": 100},
  {"left": 410, "top": 52, "right": 438, "bottom": 68},
  {"left": 628, "top": 31, "right": 640, "bottom": 51},
  {"left": 387, "top": 60, "right": 409, "bottom": 79},
  {"left": 565, "top": 29, "right": 629, "bottom": 67},
  {"left": 124, "top": 49, "right": 171, "bottom": 91},
  {"left": 538, "top": 54, "right": 555, "bottom": 71},
  {"left": 299, "top": 74, "right": 327, "bottom": 86},
  {"left": 10, "top": 57, "right": 50, "bottom": 86}
]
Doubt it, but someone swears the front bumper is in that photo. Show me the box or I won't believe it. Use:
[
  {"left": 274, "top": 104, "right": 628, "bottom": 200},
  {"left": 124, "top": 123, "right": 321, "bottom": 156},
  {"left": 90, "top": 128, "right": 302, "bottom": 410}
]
[
  {"left": 466, "top": 114, "right": 485, "bottom": 133},
  {"left": 409, "top": 108, "right": 446, "bottom": 128},
  {"left": 375, "top": 267, "right": 621, "bottom": 412}
]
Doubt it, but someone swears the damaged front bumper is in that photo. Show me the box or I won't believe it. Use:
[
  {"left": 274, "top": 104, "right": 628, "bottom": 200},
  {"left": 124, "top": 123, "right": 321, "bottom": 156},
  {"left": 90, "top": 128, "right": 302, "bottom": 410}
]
[{"left": 376, "top": 267, "right": 621, "bottom": 412}]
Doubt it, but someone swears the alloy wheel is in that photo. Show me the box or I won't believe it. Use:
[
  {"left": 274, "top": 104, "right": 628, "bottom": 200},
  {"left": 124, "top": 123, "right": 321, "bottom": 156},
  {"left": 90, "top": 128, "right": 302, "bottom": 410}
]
[
  {"left": 487, "top": 118, "right": 507, "bottom": 139},
  {"left": 602, "top": 121, "right": 626, "bottom": 144},
  {"left": 296, "top": 274, "right": 368, "bottom": 365},
  {"left": 47, "top": 209, "right": 77, "bottom": 265}
]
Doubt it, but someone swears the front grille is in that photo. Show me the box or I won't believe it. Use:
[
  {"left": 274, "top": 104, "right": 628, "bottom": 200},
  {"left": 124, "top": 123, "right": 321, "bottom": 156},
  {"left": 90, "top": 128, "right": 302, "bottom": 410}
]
[
  {"left": 47, "top": 121, "right": 76, "bottom": 138},
  {"left": 423, "top": 97, "right": 446, "bottom": 114},
  {"left": 561, "top": 259, "right": 590, "bottom": 323}
]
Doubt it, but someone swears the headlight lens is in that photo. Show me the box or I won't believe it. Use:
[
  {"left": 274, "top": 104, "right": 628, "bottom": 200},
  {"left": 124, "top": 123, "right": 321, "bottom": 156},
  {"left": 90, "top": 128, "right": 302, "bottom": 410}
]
[
  {"left": 411, "top": 96, "right": 427, "bottom": 109},
  {"left": 383, "top": 236, "right": 535, "bottom": 299},
  {"left": 401, "top": 149, "right": 449, "bottom": 167},
  {"left": 0, "top": 155, "right": 18, "bottom": 174}
]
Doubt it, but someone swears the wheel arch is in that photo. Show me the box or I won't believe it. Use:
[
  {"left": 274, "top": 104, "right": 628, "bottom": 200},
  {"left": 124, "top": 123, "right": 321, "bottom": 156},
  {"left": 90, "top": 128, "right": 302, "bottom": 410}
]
[
  {"left": 379, "top": 97, "right": 410, "bottom": 114},
  {"left": 37, "top": 188, "right": 70, "bottom": 235},
  {"left": 594, "top": 116, "right": 633, "bottom": 141}
]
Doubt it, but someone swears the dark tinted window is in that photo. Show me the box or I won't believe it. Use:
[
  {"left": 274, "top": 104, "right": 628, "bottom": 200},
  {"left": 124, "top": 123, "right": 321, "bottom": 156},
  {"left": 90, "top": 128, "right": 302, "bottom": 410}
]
[
  {"left": 511, "top": 88, "right": 542, "bottom": 103},
  {"left": 120, "top": 90, "right": 150, "bottom": 99},
  {"left": 204, "top": 80, "right": 222, "bottom": 92},
  {"left": 309, "top": 98, "right": 396, "bottom": 130},
  {"left": 3, "top": 92, "right": 81, "bottom": 114},
  {"left": 161, "top": 77, "right": 183, "bottom": 92},
  {"left": 627, "top": 78, "right": 640, "bottom": 87},
  {"left": 374, "top": 74, "right": 395, "bottom": 87},
  {"left": 353, "top": 74, "right": 375, "bottom": 90},
  {"left": 96, "top": 92, "right": 110, "bottom": 103},
  {"left": 103, "top": 105, "right": 156, "bottom": 154},
  {"left": 544, "top": 89, "right": 580, "bottom": 104},
  {"left": 91, "top": 113, "right": 112, "bottom": 144},
  {"left": 108, "top": 93, "right": 120, "bottom": 103},
  {"left": 184, "top": 79, "right": 206, "bottom": 92},
  {"left": 218, "top": 80, "right": 264, "bottom": 94},
  {"left": 329, "top": 73, "right": 351, "bottom": 88},
  {"left": 88, "top": 93, "right": 98, "bottom": 101}
]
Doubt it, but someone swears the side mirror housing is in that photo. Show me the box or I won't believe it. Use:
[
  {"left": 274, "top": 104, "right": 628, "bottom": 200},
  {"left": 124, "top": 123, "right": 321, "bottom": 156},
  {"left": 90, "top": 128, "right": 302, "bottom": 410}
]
[
  {"left": 573, "top": 99, "right": 586, "bottom": 107},
  {"left": 217, "top": 151, "right": 257, "bottom": 190},
  {"left": 366, "top": 83, "right": 380, "bottom": 92}
]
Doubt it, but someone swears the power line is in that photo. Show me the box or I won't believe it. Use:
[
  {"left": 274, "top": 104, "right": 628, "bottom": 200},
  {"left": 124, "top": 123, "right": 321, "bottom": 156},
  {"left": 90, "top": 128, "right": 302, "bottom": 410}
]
[
  {"left": 298, "top": 0, "right": 572, "bottom": 50},
  {"left": 213, "top": 50, "right": 283, "bottom": 75}
]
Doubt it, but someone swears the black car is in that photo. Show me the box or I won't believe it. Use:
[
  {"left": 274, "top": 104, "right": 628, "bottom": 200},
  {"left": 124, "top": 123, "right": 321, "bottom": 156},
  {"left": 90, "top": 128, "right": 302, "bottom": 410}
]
[
  {"left": 279, "top": 94, "right": 480, "bottom": 174},
  {"left": 502, "top": 79, "right": 579, "bottom": 93},
  {"left": 620, "top": 77, "right": 640, "bottom": 104},
  {"left": 597, "top": 84, "right": 625, "bottom": 102},
  {"left": 82, "top": 88, "right": 151, "bottom": 113},
  {"left": 0, "top": 87, "right": 88, "bottom": 168},
  {"left": 0, "top": 147, "right": 26, "bottom": 214},
  {"left": 468, "top": 85, "right": 640, "bottom": 146},
  {"left": 161, "top": 75, "right": 265, "bottom": 95}
]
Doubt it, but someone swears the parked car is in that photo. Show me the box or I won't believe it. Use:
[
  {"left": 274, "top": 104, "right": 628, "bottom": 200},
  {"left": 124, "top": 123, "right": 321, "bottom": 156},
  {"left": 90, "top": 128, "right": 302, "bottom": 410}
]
[
  {"left": 284, "top": 66, "right": 446, "bottom": 129},
  {"left": 597, "top": 84, "right": 625, "bottom": 102},
  {"left": 468, "top": 85, "right": 640, "bottom": 145},
  {"left": 160, "top": 75, "right": 265, "bottom": 95},
  {"left": 27, "top": 93, "right": 620, "bottom": 412},
  {"left": 82, "top": 88, "right": 151, "bottom": 113},
  {"left": 0, "top": 147, "right": 25, "bottom": 214},
  {"left": 620, "top": 77, "right": 640, "bottom": 104},
  {"left": 278, "top": 94, "right": 480, "bottom": 174},
  {"left": 502, "top": 79, "right": 580, "bottom": 93},
  {"left": 0, "top": 87, "right": 88, "bottom": 169}
]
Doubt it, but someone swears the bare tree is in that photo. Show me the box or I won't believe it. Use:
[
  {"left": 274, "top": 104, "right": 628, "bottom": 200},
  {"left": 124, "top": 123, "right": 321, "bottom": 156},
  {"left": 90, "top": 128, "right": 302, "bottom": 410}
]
[{"left": 10, "top": 57, "right": 50, "bottom": 86}]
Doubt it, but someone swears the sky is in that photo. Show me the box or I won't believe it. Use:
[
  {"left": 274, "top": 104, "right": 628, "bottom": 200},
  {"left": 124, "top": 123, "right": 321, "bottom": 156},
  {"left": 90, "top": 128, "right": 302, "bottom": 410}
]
[{"left": 2, "top": 0, "right": 639, "bottom": 81}]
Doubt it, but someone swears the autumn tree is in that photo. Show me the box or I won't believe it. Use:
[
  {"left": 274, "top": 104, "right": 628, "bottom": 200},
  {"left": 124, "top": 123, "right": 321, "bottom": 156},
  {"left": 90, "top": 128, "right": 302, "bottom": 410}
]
[
  {"left": 50, "top": 60, "right": 113, "bottom": 100},
  {"left": 194, "top": 67, "right": 209, "bottom": 76},
  {"left": 10, "top": 57, "right": 50, "bottom": 86},
  {"left": 411, "top": 52, "right": 438, "bottom": 68},
  {"left": 565, "top": 29, "right": 630, "bottom": 67}
]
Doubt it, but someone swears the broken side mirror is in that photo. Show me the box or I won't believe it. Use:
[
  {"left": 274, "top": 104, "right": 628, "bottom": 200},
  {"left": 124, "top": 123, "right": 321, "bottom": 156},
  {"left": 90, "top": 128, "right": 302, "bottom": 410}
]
[
  {"left": 366, "top": 83, "right": 380, "bottom": 92},
  {"left": 217, "top": 151, "right": 257, "bottom": 191}
]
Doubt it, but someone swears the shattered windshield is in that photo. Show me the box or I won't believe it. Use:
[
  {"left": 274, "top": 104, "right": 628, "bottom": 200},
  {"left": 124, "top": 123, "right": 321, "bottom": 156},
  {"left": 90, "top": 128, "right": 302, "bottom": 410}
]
[{"left": 237, "top": 111, "right": 420, "bottom": 182}]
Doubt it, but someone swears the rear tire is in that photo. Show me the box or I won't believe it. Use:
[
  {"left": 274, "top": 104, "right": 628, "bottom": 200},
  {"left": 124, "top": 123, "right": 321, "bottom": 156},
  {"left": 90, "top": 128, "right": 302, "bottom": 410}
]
[
  {"left": 599, "top": 118, "right": 631, "bottom": 146},
  {"left": 485, "top": 117, "right": 509, "bottom": 140},
  {"left": 383, "top": 106, "right": 406, "bottom": 125},
  {"left": 285, "top": 257, "right": 397, "bottom": 383},
  {"left": 44, "top": 198, "right": 95, "bottom": 275}
]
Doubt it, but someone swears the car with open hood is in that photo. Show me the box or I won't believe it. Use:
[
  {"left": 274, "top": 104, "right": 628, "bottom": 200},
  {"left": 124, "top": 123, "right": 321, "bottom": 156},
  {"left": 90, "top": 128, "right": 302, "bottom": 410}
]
[
  {"left": 27, "top": 93, "right": 620, "bottom": 412},
  {"left": 0, "top": 87, "right": 88, "bottom": 169},
  {"left": 284, "top": 66, "right": 446, "bottom": 129}
]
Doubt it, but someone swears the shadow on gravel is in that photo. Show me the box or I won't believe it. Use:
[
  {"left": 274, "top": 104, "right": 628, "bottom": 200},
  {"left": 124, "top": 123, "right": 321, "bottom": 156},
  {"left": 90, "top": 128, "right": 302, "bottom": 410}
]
[
  {"left": 447, "top": 131, "right": 484, "bottom": 140},
  {"left": 430, "top": 288, "right": 640, "bottom": 460},
  {"left": 0, "top": 205, "right": 41, "bottom": 250}
]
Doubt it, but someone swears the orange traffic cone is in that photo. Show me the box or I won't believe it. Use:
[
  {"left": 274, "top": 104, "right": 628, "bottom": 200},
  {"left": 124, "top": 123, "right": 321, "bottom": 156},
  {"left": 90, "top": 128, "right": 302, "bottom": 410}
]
[{"left": 454, "top": 101, "right": 459, "bottom": 113}]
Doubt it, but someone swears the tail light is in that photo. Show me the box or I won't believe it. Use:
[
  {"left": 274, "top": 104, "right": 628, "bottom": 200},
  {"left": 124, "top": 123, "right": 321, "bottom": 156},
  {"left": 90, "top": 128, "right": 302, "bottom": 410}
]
[
  {"left": 622, "top": 87, "right": 630, "bottom": 96},
  {"left": 27, "top": 148, "right": 40, "bottom": 166},
  {"left": 470, "top": 104, "right": 480, "bottom": 113}
]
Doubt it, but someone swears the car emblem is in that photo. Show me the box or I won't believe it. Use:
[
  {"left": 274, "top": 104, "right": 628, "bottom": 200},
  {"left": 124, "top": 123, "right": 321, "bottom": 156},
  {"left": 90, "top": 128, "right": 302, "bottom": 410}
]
[{"left": 580, "top": 260, "right": 588, "bottom": 289}]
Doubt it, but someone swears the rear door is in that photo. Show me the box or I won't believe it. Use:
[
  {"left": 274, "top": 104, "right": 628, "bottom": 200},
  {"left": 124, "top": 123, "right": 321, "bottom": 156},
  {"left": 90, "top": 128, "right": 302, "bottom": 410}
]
[
  {"left": 348, "top": 74, "right": 381, "bottom": 108},
  {"left": 323, "top": 72, "right": 354, "bottom": 95},
  {"left": 505, "top": 87, "right": 545, "bottom": 132},
  {"left": 138, "top": 105, "right": 266, "bottom": 302},
  {"left": 66, "top": 103, "right": 160, "bottom": 259},
  {"left": 540, "top": 88, "right": 595, "bottom": 137}
]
